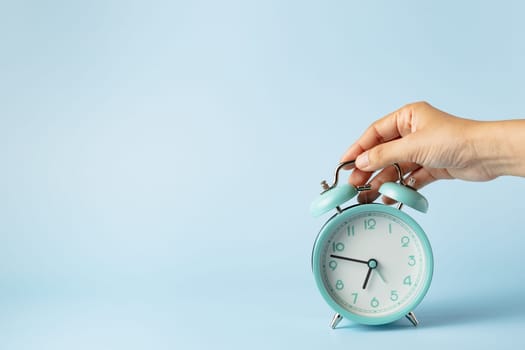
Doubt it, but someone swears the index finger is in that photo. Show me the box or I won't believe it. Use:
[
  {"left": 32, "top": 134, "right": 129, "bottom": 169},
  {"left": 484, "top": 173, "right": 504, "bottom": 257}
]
[{"left": 340, "top": 105, "right": 413, "bottom": 162}]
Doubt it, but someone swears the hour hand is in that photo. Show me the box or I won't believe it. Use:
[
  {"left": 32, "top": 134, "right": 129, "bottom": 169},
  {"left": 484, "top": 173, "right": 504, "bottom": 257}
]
[
  {"left": 362, "top": 259, "right": 378, "bottom": 290},
  {"left": 362, "top": 267, "right": 373, "bottom": 289}
]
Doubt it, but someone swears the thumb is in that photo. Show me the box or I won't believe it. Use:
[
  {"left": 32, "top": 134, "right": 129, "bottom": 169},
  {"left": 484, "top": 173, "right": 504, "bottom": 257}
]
[{"left": 355, "top": 138, "right": 415, "bottom": 171}]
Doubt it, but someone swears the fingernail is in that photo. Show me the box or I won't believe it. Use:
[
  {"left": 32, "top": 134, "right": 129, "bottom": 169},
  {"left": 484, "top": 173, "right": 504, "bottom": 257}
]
[
  {"left": 355, "top": 151, "right": 369, "bottom": 169},
  {"left": 340, "top": 143, "right": 356, "bottom": 163}
]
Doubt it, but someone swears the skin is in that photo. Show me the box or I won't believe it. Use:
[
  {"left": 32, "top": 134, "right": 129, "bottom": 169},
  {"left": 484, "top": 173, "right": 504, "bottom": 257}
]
[{"left": 340, "top": 101, "right": 525, "bottom": 204}]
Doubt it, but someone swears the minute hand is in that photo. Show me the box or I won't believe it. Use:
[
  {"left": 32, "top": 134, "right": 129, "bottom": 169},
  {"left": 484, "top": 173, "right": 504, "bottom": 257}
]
[{"left": 329, "top": 254, "right": 368, "bottom": 265}]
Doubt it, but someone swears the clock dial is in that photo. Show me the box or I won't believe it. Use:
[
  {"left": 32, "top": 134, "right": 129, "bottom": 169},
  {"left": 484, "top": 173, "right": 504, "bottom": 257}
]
[{"left": 312, "top": 204, "right": 433, "bottom": 324}]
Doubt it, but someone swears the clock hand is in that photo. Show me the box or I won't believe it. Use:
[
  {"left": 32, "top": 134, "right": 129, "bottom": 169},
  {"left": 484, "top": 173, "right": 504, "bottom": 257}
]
[
  {"left": 330, "top": 255, "right": 380, "bottom": 289},
  {"left": 329, "top": 254, "right": 368, "bottom": 265},
  {"left": 362, "top": 267, "right": 373, "bottom": 289},
  {"left": 362, "top": 259, "right": 378, "bottom": 290},
  {"left": 374, "top": 267, "right": 387, "bottom": 284}
]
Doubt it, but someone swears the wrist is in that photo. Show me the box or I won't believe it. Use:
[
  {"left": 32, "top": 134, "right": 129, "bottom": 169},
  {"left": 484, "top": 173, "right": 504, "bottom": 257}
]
[{"left": 471, "top": 120, "right": 525, "bottom": 178}]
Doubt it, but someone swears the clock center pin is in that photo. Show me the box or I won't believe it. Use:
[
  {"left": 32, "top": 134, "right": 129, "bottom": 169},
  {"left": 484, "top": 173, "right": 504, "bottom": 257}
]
[{"left": 367, "top": 259, "right": 378, "bottom": 269}]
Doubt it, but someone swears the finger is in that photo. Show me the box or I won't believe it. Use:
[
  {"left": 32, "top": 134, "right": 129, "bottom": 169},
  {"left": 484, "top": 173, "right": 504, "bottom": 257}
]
[
  {"left": 357, "top": 162, "right": 421, "bottom": 203},
  {"left": 404, "top": 167, "right": 439, "bottom": 190},
  {"left": 356, "top": 135, "right": 422, "bottom": 172},
  {"left": 340, "top": 104, "right": 415, "bottom": 163},
  {"left": 348, "top": 168, "right": 374, "bottom": 187}
]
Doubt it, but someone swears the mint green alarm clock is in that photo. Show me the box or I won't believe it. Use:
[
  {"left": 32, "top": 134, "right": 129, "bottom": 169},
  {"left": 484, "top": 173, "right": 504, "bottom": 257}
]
[{"left": 310, "top": 161, "right": 433, "bottom": 328}]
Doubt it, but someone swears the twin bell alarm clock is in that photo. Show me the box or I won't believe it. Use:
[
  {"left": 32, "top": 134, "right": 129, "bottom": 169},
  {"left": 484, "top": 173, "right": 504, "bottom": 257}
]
[{"left": 310, "top": 160, "right": 433, "bottom": 328}]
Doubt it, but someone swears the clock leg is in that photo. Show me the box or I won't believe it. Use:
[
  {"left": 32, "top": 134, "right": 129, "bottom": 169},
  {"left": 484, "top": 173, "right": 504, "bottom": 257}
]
[
  {"left": 329, "top": 313, "right": 343, "bottom": 329},
  {"left": 405, "top": 311, "right": 419, "bottom": 327}
]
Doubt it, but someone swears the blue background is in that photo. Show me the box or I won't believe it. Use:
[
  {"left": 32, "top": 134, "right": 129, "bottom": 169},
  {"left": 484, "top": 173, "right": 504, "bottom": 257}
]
[{"left": 2, "top": 1, "right": 525, "bottom": 349}]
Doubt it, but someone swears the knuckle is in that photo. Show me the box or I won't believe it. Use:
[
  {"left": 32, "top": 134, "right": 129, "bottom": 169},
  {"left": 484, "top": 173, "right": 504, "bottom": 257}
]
[
  {"left": 401, "top": 101, "right": 430, "bottom": 114},
  {"left": 409, "top": 101, "right": 430, "bottom": 109}
]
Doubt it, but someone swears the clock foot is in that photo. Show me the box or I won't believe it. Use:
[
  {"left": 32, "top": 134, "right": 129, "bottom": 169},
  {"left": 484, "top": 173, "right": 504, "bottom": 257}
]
[
  {"left": 329, "top": 313, "right": 343, "bottom": 329},
  {"left": 406, "top": 311, "right": 419, "bottom": 327}
]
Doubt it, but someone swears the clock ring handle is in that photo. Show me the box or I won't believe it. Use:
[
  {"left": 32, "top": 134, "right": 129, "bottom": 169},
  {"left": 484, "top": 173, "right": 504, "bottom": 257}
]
[
  {"left": 322, "top": 160, "right": 371, "bottom": 193},
  {"left": 326, "top": 161, "right": 405, "bottom": 192},
  {"left": 311, "top": 160, "right": 371, "bottom": 217},
  {"left": 392, "top": 163, "right": 406, "bottom": 186},
  {"left": 325, "top": 161, "right": 404, "bottom": 190},
  {"left": 380, "top": 163, "right": 429, "bottom": 213}
]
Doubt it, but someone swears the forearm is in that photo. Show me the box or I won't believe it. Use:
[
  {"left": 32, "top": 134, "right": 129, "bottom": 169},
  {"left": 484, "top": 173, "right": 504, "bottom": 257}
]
[{"left": 471, "top": 119, "right": 525, "bottom": 178}]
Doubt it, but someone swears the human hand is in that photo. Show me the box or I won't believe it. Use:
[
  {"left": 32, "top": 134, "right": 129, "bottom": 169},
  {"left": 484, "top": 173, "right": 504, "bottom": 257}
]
[{"left": 341, "top": 101, "right": 525, "bottom": 203}]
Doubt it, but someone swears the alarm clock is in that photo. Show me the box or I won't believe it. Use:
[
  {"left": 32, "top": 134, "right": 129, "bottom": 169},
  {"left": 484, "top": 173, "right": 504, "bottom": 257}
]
[{"left": 310, "top": 161, "right": 433, "bottom": 328}]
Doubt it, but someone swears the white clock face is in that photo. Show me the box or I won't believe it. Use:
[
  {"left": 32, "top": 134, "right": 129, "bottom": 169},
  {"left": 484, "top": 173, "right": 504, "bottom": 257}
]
[{"left": 318, "top": 209, "right": 431, "bottom": 319}]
